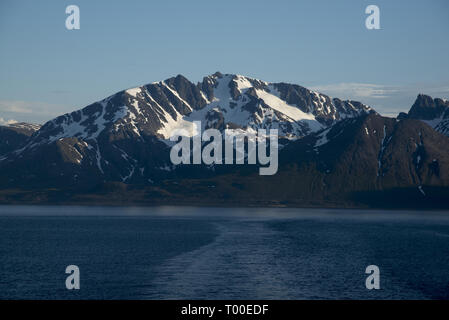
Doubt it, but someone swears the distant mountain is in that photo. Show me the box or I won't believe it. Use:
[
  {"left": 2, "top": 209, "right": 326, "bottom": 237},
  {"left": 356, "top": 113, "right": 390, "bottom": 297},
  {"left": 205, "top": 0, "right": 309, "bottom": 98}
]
[
  {"left": 398, "top": 94, "right": 449, "bottom": 136},
  {"left": 0, "top": 122, "right": 41, "bottom": 156},
  {"left": 0, "top": 74, "right": 448, "bottom": 209}
]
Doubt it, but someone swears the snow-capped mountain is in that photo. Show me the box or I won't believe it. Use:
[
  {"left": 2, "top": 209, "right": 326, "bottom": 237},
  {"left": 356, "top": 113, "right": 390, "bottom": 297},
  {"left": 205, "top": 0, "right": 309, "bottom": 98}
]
[
  {"left": 398, "top": 94, "right": 449, "bottom": 136},
  {"left": 26, "top": 72, "right": 373, "bottom": 143},
  {"left": 1, "top": 74, "right": 448, "bottom": 209},
  {"left": 0, "top": 72, "right": 373, "bottom": 184}
]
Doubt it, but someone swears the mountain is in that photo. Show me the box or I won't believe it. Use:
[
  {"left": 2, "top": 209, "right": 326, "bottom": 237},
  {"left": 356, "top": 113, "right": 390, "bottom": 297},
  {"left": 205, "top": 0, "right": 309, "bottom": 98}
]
[
  {"left": 0, "top": 122, "right": 41, "bottom": 156},
  {"left": 0, "top": 72, "right": 372, "bottom": 188},
  {"left": 0, "top": 73, "right": 448, "bottom": 209},
  {"left": 398, "top": 94, "right": 449, "bottom": 136}
]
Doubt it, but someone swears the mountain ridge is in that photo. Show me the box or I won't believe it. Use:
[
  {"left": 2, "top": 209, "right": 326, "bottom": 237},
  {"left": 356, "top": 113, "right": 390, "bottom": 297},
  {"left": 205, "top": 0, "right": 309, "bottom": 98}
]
[
  {"left": 0, "top": 74, "right": 448, "bottom": 209},
  {"left": 0, "top": 72, "right": 374, "bottom": 184}
]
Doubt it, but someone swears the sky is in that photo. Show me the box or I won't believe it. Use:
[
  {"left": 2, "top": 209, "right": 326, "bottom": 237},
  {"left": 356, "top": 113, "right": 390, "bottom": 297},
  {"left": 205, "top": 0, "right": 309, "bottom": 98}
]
[{"left": 0, "top": 0, "right": 448, "bottom": 124}]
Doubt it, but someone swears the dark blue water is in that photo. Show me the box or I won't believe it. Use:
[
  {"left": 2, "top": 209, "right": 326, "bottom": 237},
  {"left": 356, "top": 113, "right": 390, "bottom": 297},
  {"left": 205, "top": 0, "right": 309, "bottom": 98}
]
[{"left": 1, "top": 206, "right": 449, "bottom": 299}]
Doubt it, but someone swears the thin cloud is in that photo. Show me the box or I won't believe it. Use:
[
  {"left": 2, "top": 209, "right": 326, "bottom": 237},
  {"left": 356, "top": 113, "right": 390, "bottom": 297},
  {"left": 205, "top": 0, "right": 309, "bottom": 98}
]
[
  {"left": 309, "top": 83, "right": 399, "bottom": 99},
  {"left": 0, "top": 100, "right": 68, "bottom": 124},
  {"left": 0, "top": 100, "right": 34, "bottom": 114},
  {"left": 0, "top": 100, "right": 67, "bottom": 115}
]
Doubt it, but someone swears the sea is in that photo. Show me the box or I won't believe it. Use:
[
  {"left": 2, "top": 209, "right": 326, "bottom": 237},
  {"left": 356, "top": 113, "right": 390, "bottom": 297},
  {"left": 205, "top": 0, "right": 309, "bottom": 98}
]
[{"left": 1, "top": 205, "right": 448, "bottom": 299}]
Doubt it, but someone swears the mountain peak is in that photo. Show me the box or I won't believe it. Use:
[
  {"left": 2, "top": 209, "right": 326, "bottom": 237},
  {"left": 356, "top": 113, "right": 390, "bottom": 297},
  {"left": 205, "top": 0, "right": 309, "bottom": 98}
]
[
  {"left": 211, "top": 71, "right": 223, "bottom": 78},
  {"left": 408, "top": 94, "right": 449, "bottom": 119},
  {"left": 400, "top": 94, "right": 449, "bottom": 136},
  {"left": 411, "top": 94, "right": 436, "bottom": 111}
]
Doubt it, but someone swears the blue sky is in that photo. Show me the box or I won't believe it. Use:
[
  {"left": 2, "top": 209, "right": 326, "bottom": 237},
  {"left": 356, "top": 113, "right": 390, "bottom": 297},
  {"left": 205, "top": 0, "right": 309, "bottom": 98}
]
[{"left": 1, "top": 0, "right": 448, "bottom": 124}]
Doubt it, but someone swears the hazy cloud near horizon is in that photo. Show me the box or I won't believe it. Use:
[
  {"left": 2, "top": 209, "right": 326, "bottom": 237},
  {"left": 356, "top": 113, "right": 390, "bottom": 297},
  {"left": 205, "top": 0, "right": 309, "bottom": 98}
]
[{"left": 0, "top": 100, "right": 67, "bottom": 124}]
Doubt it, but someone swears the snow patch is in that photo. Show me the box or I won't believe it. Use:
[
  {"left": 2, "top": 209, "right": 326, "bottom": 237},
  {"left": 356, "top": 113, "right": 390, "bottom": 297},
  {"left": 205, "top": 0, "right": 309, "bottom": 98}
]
[
  {"left": 126, "top": 87, "right": 142, "bottom": 97},
  {"left": 256, "top": 87, "right": 317, "bottom": 123}
]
